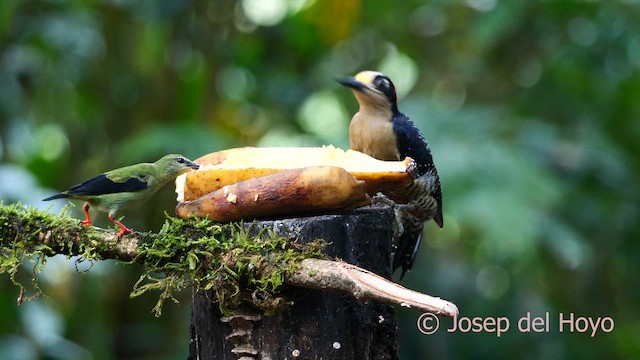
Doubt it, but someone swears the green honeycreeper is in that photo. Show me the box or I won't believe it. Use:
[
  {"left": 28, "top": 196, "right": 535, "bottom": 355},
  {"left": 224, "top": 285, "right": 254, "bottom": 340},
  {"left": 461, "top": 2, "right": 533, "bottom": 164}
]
[{"left": 44, "top": 154, "right": 199, "bottom": 237}]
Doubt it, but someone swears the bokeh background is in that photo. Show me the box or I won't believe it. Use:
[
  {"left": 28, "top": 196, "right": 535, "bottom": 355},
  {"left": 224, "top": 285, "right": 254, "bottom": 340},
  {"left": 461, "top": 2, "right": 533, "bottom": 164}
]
[{"left": 1, "top": 0, "right": 639, "bottom": 359}]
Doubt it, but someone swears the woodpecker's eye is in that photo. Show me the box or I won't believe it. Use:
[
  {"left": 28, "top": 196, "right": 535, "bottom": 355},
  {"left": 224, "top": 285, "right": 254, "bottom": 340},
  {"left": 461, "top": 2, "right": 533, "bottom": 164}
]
[
  {"left": 177, "top": 157, "right": 186, "bottom": 164},
  {"left": 372, "top": 75, "right": 397, "bottom": 104},
  {"left": 373, "top": 76, "right": 392, "bottom": 91}
]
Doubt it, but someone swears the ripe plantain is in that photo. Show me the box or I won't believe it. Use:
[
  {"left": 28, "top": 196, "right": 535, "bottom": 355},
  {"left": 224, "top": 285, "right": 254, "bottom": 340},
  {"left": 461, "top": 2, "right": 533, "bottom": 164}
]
[{"left": 176, "top": 166, "right": 371, "bottom": 221}]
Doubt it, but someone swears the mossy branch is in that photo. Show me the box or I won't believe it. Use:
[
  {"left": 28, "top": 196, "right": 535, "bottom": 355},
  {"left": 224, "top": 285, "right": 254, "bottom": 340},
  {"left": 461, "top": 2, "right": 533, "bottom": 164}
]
[{"left": 0, "top": 203, "right": 458, "bottom": 318}]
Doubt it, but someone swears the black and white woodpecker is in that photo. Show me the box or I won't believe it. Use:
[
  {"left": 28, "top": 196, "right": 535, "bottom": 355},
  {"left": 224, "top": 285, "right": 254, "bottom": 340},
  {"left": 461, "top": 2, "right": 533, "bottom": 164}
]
[{"left": 338, "top": 70, "right": 443, "bottom": 278}]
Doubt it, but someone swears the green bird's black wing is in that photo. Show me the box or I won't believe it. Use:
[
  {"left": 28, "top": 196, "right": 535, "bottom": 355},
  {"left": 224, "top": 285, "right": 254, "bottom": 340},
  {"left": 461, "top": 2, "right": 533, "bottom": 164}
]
[{"left": 65, "top": 173, "right": 148, "bottom": 196}]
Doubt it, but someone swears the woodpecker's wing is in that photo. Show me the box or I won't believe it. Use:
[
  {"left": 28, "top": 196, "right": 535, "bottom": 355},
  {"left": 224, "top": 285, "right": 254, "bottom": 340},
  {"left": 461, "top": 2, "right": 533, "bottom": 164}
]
[
  {"left": 390, "top": 114, "right": 434, "bottom": 175},
  {"left": 391, "top": 113, "right": 443, "bottom": 227},
  {"left": 63, "top": 173, "right": 148, "bottom": 197}
]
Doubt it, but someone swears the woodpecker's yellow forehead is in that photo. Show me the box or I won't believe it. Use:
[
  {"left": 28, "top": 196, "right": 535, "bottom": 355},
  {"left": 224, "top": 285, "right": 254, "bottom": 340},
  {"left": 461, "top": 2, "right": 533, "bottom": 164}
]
[{"left": 354, "top": 71, "right": 383, "bottom": 86}]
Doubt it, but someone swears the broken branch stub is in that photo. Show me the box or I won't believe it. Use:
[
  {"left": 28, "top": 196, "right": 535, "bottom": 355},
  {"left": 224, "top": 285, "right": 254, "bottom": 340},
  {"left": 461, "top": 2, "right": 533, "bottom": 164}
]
[{"left": 288, "top": 258, "right": 458, "bottom": 318}]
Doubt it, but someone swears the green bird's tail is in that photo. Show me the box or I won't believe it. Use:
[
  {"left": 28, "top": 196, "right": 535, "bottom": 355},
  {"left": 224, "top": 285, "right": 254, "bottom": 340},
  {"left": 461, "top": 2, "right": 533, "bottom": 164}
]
[{"left": 43, "top": 193, "right": 70, "bottom": 201}]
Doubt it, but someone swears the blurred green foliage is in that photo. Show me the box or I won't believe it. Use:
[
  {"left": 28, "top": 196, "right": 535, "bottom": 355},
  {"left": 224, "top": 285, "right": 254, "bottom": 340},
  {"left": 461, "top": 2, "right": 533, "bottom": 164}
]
[{"left": 1, "top": 0, "right": 639, "bottom": 359}]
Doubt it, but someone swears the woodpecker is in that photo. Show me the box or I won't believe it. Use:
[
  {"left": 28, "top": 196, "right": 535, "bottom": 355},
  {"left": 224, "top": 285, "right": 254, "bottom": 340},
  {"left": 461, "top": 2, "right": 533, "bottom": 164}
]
[
  {"left": 44, "top": 154, "right": 199, "bottom": 237},
  {"left": 338, "top": 70, "right": 443, "bottom": 278}
]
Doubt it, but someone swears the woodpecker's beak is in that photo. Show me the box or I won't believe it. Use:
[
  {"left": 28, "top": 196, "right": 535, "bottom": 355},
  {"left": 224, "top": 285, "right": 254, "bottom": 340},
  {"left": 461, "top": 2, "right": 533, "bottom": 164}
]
[{"left": 337, "top": 77, "right": 367, "bottom": 92}]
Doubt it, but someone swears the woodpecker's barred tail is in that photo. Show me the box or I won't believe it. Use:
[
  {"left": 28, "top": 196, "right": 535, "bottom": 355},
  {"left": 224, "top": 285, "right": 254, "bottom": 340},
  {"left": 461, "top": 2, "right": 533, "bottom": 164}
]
[{"left": 394, "top": 211, "right": 426, "bottom": 278}]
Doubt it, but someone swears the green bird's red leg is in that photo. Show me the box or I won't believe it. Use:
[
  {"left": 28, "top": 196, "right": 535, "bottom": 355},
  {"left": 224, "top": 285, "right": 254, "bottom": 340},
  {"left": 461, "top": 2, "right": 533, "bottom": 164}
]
[
  {"left": 108, "top": 214, "right": 132, "bottom": 238},
  {"left": 80, "top": 203, "right": 92, "bottom": 226}
]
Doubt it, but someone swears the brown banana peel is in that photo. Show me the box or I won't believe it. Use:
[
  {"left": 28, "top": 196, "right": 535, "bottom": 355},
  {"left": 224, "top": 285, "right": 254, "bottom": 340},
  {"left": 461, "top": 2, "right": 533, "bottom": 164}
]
[
  {"left": 176, "top": 146, "right": 416, "bottom": 202},
  {"left": 176, "top": 166, "right": 371, "bottom": 221}
]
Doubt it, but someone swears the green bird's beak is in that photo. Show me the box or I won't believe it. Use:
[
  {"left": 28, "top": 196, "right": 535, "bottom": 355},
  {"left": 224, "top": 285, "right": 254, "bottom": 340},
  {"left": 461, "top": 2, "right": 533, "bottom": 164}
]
[{"left": 175, "top": 155, "right": 200, "bottom": 170}]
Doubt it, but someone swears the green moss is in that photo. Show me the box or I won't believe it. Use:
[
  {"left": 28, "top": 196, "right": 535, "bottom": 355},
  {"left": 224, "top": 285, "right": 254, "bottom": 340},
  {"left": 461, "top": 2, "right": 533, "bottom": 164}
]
[
  {"left": 132, "top": 216, "right": 327, "bottom": 316},
  {"left": 0, "top": 203, "right": 328, "bottom": 316},
  {"left": 0, "top": 203, "right": 90, "bottom": 303}
]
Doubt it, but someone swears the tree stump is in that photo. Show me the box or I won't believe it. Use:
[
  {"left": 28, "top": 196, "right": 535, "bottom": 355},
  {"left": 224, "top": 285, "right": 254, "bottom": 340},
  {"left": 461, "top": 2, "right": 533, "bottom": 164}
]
[{"left": 188, "top": 206, "right": 399, "bottom": 360}]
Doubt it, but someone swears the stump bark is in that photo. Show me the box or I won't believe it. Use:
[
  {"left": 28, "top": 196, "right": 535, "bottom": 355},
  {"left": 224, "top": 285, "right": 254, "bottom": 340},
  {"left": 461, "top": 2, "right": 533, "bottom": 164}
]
[{"left": 188, "top": 206, "right": 399, "bottom": 360}]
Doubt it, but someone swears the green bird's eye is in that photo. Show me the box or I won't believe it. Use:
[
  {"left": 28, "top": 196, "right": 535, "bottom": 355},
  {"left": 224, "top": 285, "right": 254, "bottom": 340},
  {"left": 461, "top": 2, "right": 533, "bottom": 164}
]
[{"left": 177, "top": 157, "right": 186, "bottom": 164}]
